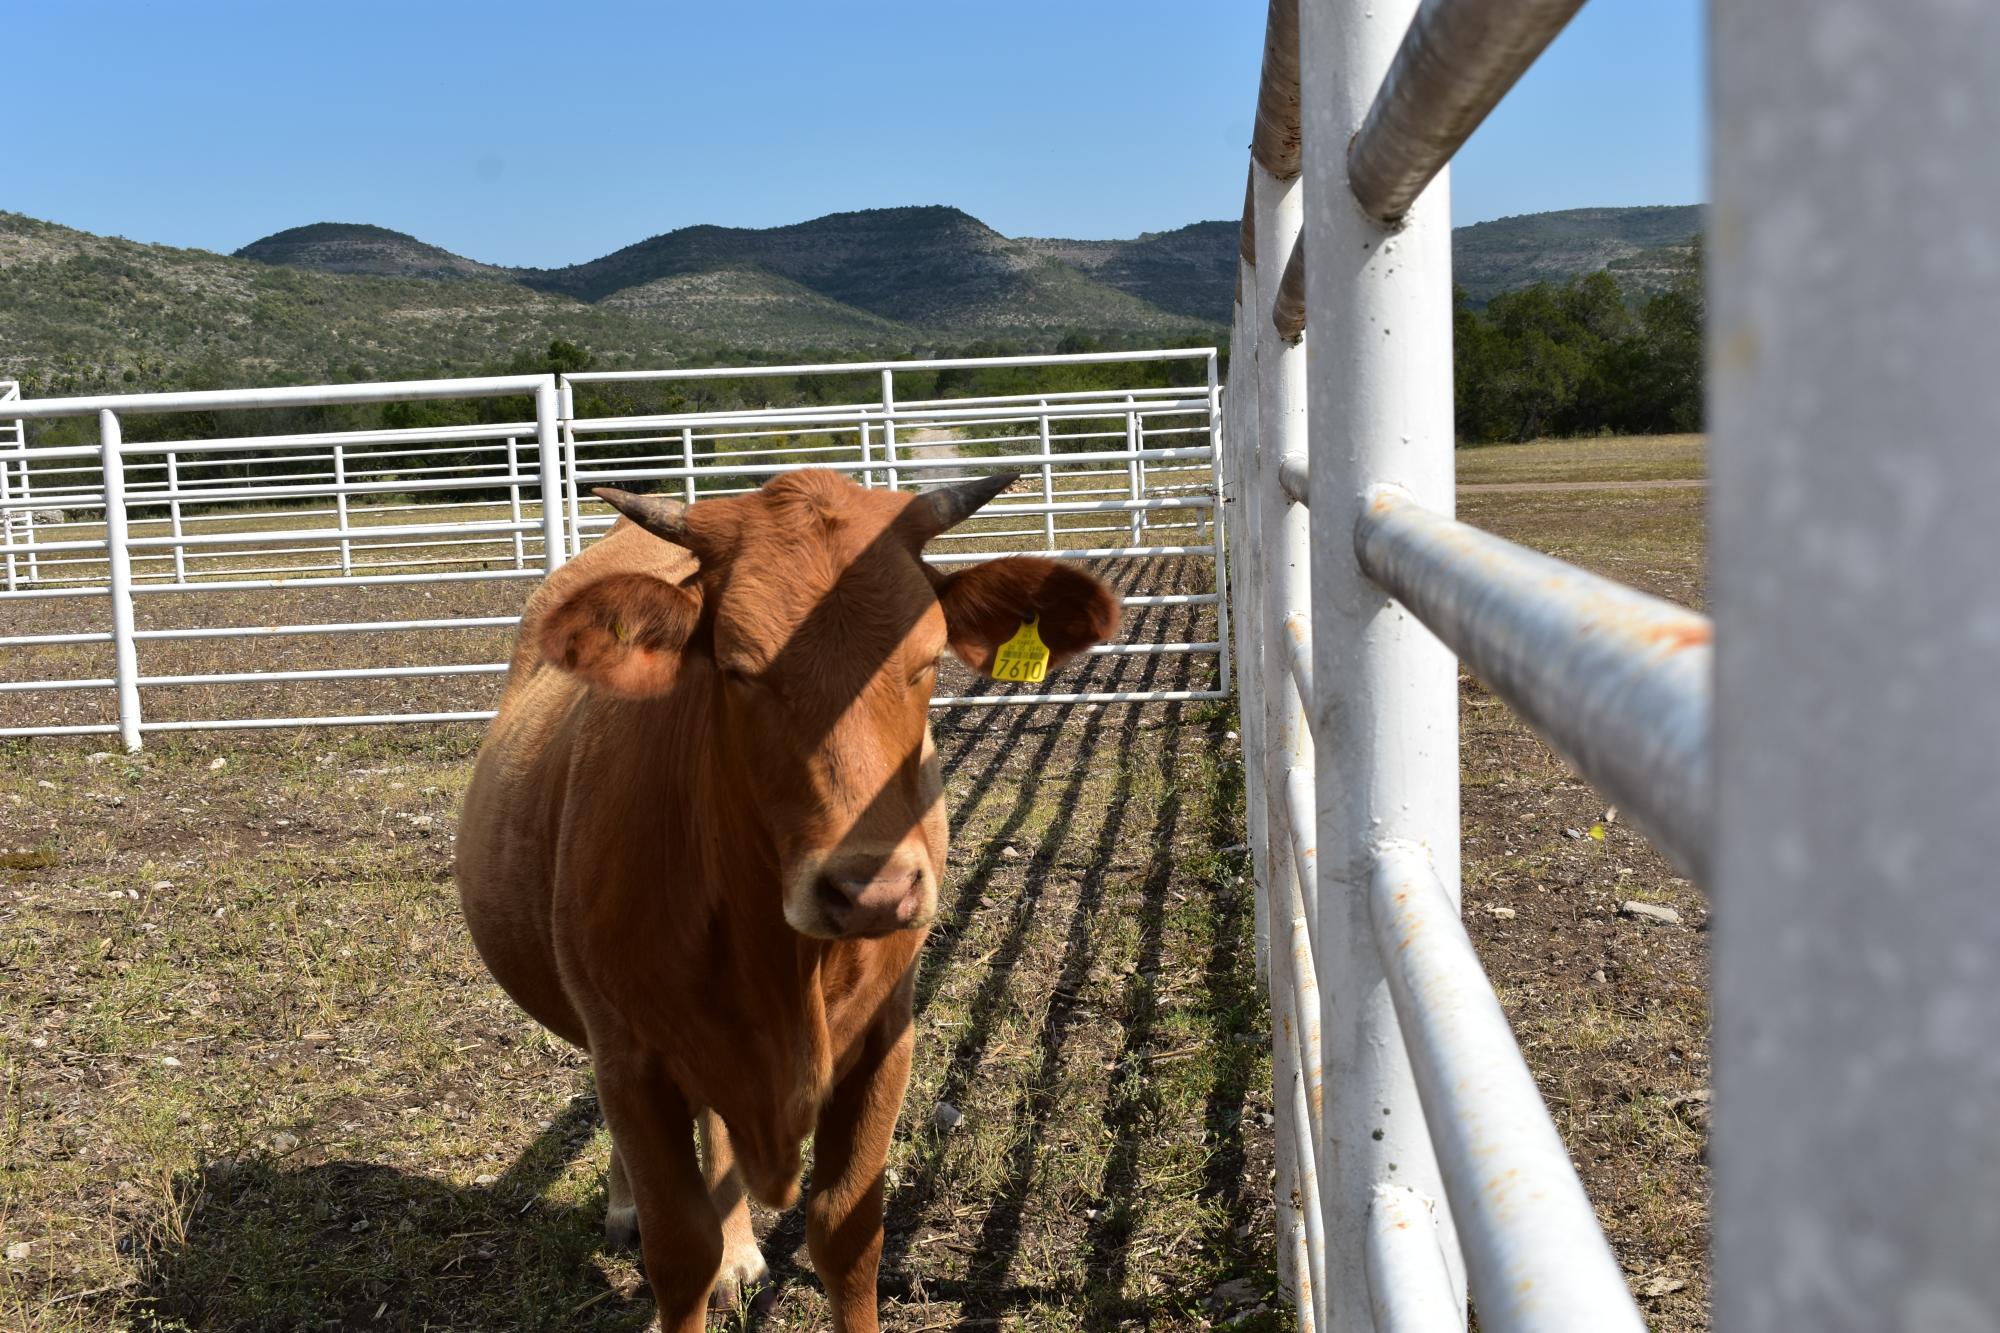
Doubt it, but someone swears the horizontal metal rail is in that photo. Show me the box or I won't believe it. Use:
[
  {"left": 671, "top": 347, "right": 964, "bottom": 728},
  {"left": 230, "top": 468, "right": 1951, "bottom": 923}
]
[
  {"left": 1363, "top": 1186, "right": 1460, "bottom": 1331},
  {"left": 562, "top": 347, "right": 1217, "bottom": 384},
  {"left": 566, "top": 398, "right": 1214, "bottom": 435},
  {"left": 7, "top": 374, "right": 552, "bottom": 421},
  {"left": 1369, "top": 842, "right": 1643, "bottom": 1330},
  {"left": 1354, "top": 488, "right": 1710, "bottom": 881},
  {"left": 1, "top": 352, "right": 1228, "bottom": 741},
  {"left": 1347, "top": 0, "right": 1588, "bottom": 222}
]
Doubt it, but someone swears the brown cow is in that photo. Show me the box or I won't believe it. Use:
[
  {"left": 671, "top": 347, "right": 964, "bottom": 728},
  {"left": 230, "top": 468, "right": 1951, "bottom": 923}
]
[{"left": 456, "top": 468, "right": 1117, "bottom": 1332}]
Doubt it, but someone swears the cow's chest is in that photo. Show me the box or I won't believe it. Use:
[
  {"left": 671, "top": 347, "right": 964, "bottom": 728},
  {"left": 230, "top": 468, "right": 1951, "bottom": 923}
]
[{"left": 583, "top": 907, "right": 922, "bottom": 1136}]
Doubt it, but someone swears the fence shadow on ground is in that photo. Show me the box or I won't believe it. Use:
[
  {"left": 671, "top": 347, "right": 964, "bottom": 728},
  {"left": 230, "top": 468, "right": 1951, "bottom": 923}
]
[
  {"left": 125, "top": 1098, "right": 657, "bottom": 1333},
  {"left": 90, "top": 553, "right": 1267, "bottom": 1333}
]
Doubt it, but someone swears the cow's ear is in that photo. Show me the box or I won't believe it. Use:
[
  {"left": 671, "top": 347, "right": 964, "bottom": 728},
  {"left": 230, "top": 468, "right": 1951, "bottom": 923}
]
[
  {"left": 933, "top": 557, "right": 1119, "bottom": 677},
  {"left": 539, "top": 572, "right": 703, "bottom": 698}
]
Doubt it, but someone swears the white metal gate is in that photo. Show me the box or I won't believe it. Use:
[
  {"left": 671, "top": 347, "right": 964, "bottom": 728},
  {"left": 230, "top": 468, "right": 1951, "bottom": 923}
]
[
  {"left": 1230, "top": 0, "right": 2000, "bottom": 1329},
  {"left": 0, "top": 350, "right": 1226, "bottom": 746}
]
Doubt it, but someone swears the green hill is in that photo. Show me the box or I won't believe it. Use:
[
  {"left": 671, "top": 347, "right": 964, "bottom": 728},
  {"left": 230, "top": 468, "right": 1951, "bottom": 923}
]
[
  {"left": 1451, "top": 205, "right": 1705, "bottom": 305},
  {"left": 1026, "top": 207, "right": 1704, "bottom": 319},
  {"left": 0, "top": 211, "right": 701, "bottom": 389},
  {"left": 0, "top": 202, "right": 1703, "bottom": 398},
  {"left": 515, "top": 206, "right": 1192, "bottom": 336},
  {"left": 233, "top": 222, "right": 511, "bottom": 281},
  {"left": 1022, "top": 221, "right": 1240, "bottom": 325},
  {"left": 0, "top": 206, "right": 1218, "bottom": 395}
]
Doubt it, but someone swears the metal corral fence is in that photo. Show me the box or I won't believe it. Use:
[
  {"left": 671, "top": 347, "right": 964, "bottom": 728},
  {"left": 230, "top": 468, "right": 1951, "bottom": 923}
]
[
  {"left": 1225, "top": 7, "right": 1654, "bottom": 1328},
  {"left": 0, "top": 350, "right": 1227, "bottom": 747},
  {"left": 1221, "top": 0, "right": 2000, "bottom": 1329},
  {"left": 1232, "top": 0, "right": 2000, "bottom": 1328}
]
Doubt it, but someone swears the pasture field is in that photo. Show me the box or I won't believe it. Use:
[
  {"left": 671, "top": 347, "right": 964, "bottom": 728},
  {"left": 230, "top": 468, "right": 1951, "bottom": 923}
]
[
  {"left": 0, "top": 440, "right": 1710, "bottom": 1331},
  {"left": 1456, "top": 433, "right": 1705, "bottom": 487}
]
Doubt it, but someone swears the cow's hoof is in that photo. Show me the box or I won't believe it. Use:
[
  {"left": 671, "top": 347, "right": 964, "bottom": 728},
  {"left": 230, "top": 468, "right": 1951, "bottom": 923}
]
[
  {"left": 707, "top": 1243, "right": 772, "bottom": 1311},
  {"left": 603, "top": 1204, "right": 640, "bottom": 1250}
]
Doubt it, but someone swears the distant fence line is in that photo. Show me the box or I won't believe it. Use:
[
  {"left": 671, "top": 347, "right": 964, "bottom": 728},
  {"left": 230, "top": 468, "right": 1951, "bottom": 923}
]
[{"left": 0, "top": 350, "right": 1227, "bottom": 747}]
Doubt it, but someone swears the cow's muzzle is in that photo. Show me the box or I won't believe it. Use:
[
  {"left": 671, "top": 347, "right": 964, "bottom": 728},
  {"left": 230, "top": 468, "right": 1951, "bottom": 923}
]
[{"left": 791, "top": 849, "right": 932, "bottom": 939}]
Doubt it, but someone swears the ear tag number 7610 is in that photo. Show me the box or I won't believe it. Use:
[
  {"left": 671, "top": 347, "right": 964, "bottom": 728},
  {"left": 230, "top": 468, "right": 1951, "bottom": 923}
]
[{"left": 993, "top": 617, "right": 1051, "bottom": 683}]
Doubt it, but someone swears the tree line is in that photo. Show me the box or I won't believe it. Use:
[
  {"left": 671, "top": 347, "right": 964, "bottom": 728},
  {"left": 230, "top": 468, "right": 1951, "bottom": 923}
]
[{"left": 1452, "top": 243, "right": 1703, "bottom": 443}]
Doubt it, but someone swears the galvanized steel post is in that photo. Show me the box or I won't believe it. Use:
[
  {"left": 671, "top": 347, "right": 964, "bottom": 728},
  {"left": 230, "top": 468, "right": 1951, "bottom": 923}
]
[
  {"left": 19, "top": 455, "right": 38, "bottom": 584},
  {"left": 1037, "top": 403, "right": 1057, "bottom": 549},
  {"left": 332, "top": 443, "right": 353, "bottom": 576},
  {"left": 1, "top": 451, "right": 15, "bottom": 593},
  {"left": 1226, "top": 315, "right": 1271, "bottom": 989},
  {"left": 1299, "top": 0, "right": 1466, "bottom": 1322},
  {"left": 1205, "top": 351, "right": 1231, "bottom": 696},
  {"left": 1226, "top": 275, "right": 1280, "bottom": 1142},
  {"left": 1251, "top": 151, "right": 1314, "bottom": 953},
  {"left": 1712, "top": 2, "right": 2000, "bottom": 1328},
  {"left": 505, "top": 437, "right": 525, "bottom": 570},
  {"left": 99, "top": 410, "right": 142, "bottom": 752},
  {"left": 1125, "top": 397, "right": 1143, "bottom": 542},
  {"left": 558, "top": 381, "right": 582, "bottom": 556},
  {"left": 681, "top": 426, "right": 696, "bottom": 503},
  {"left": 1250, "top": 6, "right": 1327, "bottom": 1321},
  {"left": 164, "top": 450, "right": 187, "bottom": 583},
  {"left": 534, "top": 378, "right": 566, "bottom": 573},
  {"left": 879, "top": 369, "right": 900, "bottom": 491}
]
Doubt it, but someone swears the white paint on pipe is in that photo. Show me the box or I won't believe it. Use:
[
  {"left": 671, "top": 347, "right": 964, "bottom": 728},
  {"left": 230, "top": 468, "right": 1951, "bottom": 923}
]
[
  {"left": 1368, "top": 841, "right": 1642, "bottom": 1330},
  {"left": 1299, "top": 0, "right": 1467, "bottom": 1319},
  {"left": 98, "top": 411, "right": 142, "bottom": 752},
  {"left": 535, "top": 378, "right": 565, "bottom": 572},
  {"left": 565, "top": 347, "right": 1217, "bottom": 383},
  {"left": 1364, "top": 1186, "right": 1462, "bottom": 1333},
  {"left": 11, "top": 374, "right": 551, "bottom": 421}
]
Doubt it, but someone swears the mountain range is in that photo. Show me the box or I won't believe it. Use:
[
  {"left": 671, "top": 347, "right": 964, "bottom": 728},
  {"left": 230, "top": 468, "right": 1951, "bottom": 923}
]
[{"left": 0, "top": 204, "right": 1700, "bottom": 390}]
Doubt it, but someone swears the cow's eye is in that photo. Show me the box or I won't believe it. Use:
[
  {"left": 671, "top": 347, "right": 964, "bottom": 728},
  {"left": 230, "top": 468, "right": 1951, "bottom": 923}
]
[{"left": 908, "top": 664, "right": 935, "bottom": 690}]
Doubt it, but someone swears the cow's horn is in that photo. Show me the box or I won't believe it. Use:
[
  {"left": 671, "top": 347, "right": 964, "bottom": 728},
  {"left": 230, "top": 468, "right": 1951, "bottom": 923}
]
[
  {"left": 911, "top": 471, "right": 1020, "bottom": 539},
  {"left": 593, "top": 487, "right": 688, "bottom": 542}
]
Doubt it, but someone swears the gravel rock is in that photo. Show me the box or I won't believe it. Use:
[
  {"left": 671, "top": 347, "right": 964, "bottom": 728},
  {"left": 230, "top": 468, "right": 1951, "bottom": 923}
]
[
  {"left": 933, "top": 1101, "right": 964, "bottom": 1132},
  {"left": 1212, "top": 1276, "right": 1262, "bottom": 1308},
  {"left": 1620, "top": 900, "right": 1682, "bottom": 925}
]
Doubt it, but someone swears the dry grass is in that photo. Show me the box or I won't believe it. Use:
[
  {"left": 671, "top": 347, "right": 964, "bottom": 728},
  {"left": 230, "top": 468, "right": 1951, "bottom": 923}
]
[
  {"left": 1456, "top": 434, "right": 1705, "bottom": 486},
  {"left": 1457, "top": 457, "right": 1710, "bottom": 1331},
  {"left": 0, "top": 443, "right": 1712, "bottom": 1331}
]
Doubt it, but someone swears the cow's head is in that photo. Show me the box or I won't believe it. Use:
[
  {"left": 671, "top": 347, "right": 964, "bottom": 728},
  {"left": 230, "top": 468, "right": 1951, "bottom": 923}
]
[{"left": 537, "top": 469, "right": 1119, "bottom": 940}]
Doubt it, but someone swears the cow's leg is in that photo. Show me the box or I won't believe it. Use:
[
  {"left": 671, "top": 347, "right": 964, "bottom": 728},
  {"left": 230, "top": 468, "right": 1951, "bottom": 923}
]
[
  {"left": 604, "top": 1140, "right": 639, "bottom": 1249},
  {"left": 807, "top": 1019, "right": 914, "bottom": 1333},
  {"left": 594, "top": 1052, "right": 719, "bottom": 1333},
  {"left": 697, "top": 1108, "right": 770, "bottom": 1309}
]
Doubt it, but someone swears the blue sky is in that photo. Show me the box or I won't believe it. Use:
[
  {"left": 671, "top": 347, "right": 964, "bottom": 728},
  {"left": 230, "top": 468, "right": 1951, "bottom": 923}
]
[{"left": 7, "top": 1, "right": 1702, "bottom": 267}]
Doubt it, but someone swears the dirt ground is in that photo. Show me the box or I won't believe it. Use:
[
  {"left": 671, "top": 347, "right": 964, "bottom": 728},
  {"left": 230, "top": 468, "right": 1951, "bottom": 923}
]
[{"left": 0, "top": 441, "right": 1711, "bottom": 1330}]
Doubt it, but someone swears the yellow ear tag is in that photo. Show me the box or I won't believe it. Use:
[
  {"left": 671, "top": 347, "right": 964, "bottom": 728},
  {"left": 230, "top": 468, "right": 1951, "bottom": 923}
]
[
  {"left": 992, "top": 617, "right": 1051, "bottom": 683},
  {"left": 610, "top": 617, "right": 630, "bottom": 644}
]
